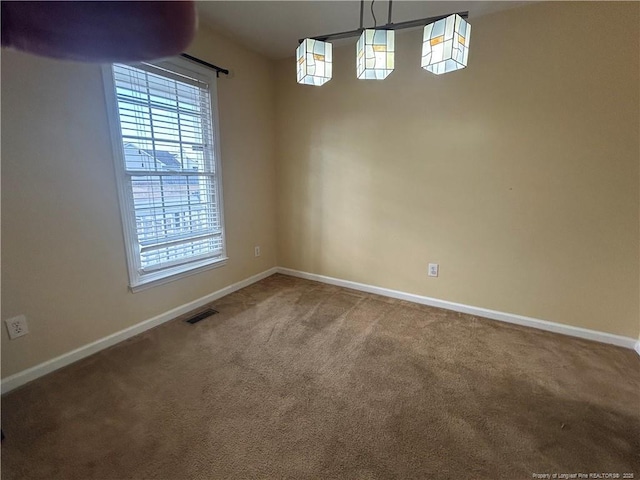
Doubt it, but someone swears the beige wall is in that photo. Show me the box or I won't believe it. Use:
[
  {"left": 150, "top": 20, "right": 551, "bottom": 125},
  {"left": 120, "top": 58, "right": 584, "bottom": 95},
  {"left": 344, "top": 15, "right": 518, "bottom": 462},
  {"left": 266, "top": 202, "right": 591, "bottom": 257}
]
[
  {"left": 275, "top": 2, "right": 640, "bottom": 338},
  {"left": 1, "top": 25, "right": 278, "bottom": 377},
  {"left": 2, "top": 1, "right": 639, "bottom": 381}
]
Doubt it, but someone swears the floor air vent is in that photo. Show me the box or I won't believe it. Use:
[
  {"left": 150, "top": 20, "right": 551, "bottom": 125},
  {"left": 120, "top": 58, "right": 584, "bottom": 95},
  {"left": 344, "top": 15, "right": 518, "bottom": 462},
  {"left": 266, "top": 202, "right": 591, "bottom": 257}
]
[{"left": 185, "top": 308, "right": 219, "bottom": 324}]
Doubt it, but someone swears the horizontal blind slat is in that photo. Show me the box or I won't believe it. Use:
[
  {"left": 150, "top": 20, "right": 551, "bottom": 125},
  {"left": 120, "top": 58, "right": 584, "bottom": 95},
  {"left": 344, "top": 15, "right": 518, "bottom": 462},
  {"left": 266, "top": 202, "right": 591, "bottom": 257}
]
[
  {"left": 140, "top": 251, "right": 223, "bottom": 274},
  {"left": 139, "top": 231, "right": 223, "bottom": 252}
]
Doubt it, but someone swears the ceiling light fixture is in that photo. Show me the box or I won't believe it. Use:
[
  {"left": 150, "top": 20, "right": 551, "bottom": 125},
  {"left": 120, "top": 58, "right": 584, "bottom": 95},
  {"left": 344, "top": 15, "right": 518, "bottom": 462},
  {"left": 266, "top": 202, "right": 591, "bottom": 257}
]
[
  {"left": 356, "top": 0, "right": 394, "bottom": 80},
  {"left": 296, "top": 1, "right": 470, "bottom": 86},
  {"left": 297, "top": 38, "right": 332, "bottom": 86},
  {"left": 422, "top": 14, "right": 471, "bottom": 75},
  {"left": 356, "top": 28, "right": 394, "bottom": 79}
]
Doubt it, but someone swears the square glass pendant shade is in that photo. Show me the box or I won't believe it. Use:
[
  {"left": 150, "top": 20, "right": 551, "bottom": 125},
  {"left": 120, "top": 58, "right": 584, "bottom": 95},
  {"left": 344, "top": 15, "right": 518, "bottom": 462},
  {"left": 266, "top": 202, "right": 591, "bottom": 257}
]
[
  {"left": 422, "top": 14, "right": 471, "bottom": 75},
  {"left": 297, "top": 38, "right": 332, "bottom": 86},
  {"left": 357, "top": 29, "right": 395, "bottom": 80}
]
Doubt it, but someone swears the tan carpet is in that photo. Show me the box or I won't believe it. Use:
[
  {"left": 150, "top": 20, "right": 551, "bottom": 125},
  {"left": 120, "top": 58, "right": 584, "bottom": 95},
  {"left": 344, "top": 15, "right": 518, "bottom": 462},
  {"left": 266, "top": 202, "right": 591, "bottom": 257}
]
[{"left": 2, "top": 273, "right": 639, "bottom": 479}]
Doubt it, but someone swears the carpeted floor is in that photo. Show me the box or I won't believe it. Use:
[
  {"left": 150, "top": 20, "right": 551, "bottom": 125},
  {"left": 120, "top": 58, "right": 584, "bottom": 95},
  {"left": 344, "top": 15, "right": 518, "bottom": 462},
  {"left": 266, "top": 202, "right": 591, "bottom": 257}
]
[{"left": 2, "top": 273, "right": 639, "bottom": 479}]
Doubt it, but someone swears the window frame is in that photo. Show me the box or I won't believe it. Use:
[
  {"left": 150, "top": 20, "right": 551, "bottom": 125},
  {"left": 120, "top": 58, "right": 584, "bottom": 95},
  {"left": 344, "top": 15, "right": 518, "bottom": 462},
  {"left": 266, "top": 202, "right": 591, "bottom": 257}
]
[{"left": 102, "top": 56, "right": 227, "bottom": 292}]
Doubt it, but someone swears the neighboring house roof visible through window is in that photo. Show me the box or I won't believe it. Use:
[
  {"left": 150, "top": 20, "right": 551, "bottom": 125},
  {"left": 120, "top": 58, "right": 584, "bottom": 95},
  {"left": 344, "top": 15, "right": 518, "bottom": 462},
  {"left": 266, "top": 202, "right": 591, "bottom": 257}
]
[{"left": 123, "top": 143, "right": 184, "bottom": 171}]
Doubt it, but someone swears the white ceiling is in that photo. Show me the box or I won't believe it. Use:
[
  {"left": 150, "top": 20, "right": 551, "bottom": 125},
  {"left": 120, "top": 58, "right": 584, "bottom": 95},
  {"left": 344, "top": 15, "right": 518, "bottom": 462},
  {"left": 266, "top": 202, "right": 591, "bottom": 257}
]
[{"left": 196, "top": 1, "right": 533, "bottom": 59}]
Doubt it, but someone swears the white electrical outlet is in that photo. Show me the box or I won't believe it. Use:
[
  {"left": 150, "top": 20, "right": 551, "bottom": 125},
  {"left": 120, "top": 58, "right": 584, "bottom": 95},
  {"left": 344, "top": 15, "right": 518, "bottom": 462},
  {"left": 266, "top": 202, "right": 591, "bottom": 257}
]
[
  {"left": 254, "top": 246, "right": 261, "bottom": 257},
  {"left": 5, "top": 315, "right": 29, "bottom": 340},
  {"left": 428, "top": 263, "right": 439, "bottom": 277}
]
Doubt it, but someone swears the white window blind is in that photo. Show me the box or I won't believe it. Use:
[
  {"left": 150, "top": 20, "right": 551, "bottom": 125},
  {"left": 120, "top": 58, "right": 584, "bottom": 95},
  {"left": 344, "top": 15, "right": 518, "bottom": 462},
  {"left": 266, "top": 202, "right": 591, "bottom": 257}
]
[{"left": 105, "top": 59, "right": 226, "bottom": 290}]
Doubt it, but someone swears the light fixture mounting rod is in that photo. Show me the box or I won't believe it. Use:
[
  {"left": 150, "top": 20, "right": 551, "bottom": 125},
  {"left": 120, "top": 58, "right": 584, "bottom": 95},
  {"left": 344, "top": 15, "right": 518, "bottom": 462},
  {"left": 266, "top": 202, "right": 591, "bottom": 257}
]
[
  {"left": 298, "top": 11, "right": 469, "bottom": 44},
  {"left": 387, "top": 0, "right": 392, "bottom": 25},
  {"left": 359, "top": 0, "right": 364, "bottom": 29}
]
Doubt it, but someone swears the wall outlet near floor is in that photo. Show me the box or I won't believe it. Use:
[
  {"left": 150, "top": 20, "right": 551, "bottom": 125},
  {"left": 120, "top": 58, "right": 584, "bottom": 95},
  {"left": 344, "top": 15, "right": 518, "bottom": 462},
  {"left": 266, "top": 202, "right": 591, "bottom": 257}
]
[
  {"left": 5, "top": 315, "right": 29, "bottom": 340},
  {"left": 254, "top": 246, "right": 261, "bottom": 257},
  {"left": 428, "top": 263, "right": 439, "bottom": 277}
]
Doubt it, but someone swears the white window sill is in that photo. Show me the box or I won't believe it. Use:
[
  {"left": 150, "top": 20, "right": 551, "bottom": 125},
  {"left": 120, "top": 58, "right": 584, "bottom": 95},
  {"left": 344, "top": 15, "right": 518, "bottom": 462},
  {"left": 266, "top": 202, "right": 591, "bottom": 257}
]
[{"left": 129, "top": 257, "right": 228, "bottom": 293}]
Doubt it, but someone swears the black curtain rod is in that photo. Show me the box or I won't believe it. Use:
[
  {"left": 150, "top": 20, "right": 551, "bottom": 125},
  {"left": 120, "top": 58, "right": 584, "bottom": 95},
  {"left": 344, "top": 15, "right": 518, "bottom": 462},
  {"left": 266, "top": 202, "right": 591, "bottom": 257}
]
[
  {"left": 299, "top": 11, "right": 469, "bottom": 44},
  {"left": 181, "top": 53, "right": 229, "bottom": 77}
]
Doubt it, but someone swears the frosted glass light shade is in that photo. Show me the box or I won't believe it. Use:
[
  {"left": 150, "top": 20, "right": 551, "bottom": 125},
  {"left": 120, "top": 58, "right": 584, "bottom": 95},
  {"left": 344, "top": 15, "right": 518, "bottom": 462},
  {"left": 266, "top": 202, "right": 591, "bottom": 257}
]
[
  {"left": 356, "top": 29, "right": 394, "bottom": 80},
  {"left": 422, "top": 14, "right": 471, "bottom": 75},
  {"left": 296, "top": 38, "right": 332, "bottom": 86}
]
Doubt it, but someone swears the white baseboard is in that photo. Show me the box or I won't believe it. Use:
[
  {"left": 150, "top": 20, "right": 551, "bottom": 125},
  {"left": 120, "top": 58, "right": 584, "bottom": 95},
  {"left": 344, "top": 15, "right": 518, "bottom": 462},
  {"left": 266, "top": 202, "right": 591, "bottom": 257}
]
[
  {"left": 3, "top": 265, "right": 638, "bottom": 394},
  {"left": 277, "top": 267, "right": 639, "bottom": 351},
  {"left": 1, "top": 267, "right": 279, "bottom": 394}
]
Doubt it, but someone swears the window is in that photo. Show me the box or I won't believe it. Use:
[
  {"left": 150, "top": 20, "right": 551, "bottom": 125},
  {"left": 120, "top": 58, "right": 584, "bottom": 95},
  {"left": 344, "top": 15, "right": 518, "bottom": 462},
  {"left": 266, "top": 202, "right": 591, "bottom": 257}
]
[{"left": 103, "top": 58, "right": 226, "bottom": 291}]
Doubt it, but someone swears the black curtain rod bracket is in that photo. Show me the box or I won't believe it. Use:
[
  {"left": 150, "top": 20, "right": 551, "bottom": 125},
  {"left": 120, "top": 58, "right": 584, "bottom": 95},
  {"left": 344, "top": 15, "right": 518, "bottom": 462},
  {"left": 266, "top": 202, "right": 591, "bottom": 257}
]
[{"left": 181, "top": 53, "right": 229, "bottom": 78}]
